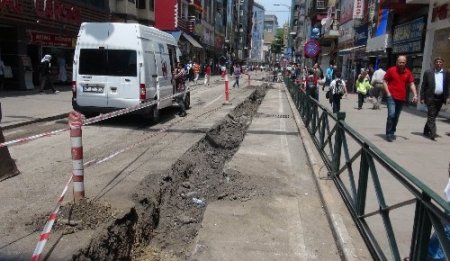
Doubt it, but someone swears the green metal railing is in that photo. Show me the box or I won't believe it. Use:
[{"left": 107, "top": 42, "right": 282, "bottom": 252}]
[{"left": 284, "top": 77, "right": 450, "bottom": 261}]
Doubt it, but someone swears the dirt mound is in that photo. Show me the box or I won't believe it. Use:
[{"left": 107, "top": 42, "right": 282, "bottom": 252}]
[{"left": 27, "top": 199, "right": 117, "bottom": 235}]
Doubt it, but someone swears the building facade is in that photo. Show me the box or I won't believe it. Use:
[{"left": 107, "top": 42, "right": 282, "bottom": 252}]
[
  {"left": 263, "top": 15, "right": 278, "bottom": 64},
  {"left": 250, "top": 2, "right": 264, "bottom": 63}
]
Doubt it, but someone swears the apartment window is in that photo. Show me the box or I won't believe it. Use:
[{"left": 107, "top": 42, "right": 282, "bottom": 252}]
[
  {"left": 137, "top": 0, "right": 145, "bottom": 9},
  {"left": 316, "top": 0, "right": 325, "bottom": 9}
]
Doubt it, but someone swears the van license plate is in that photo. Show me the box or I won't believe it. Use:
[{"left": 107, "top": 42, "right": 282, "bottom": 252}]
[{"left": 82, "top": 85, "right": 104, "bottom": 93}]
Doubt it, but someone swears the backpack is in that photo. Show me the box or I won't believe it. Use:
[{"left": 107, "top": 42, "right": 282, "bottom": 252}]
[
  {"left": 307, "top": 75, "right": 316, "bottom": 89},
  {"left": 334, "top": 79, "right": 344, "bottom": 95}
]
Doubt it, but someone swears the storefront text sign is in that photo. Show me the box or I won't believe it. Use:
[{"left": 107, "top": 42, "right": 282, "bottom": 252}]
[
  {"left": 353, "top": 0, "right": 364, "bottom": 20},
  {"left": 392, "top": 17, "right": 425, "bottom": 54},
  {"left": 340, "top": 0, "right": 354, "bottom": 24},
  {"left": 0, "top": 0, "right": 22, "bottom": 14},
  {"left": 34, "top": 0, "right": 81, "bottom": 25},
  {"left": 30, "top": 32, "right": 74, "bottom": 48},
  {"left": 431, "top": 3, "right": 448, "bottom": 23},
  {"left": 354, "top": 24, "right": 368, "bottom": 46}
]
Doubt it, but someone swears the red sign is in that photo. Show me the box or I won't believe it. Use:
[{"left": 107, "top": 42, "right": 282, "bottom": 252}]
[
  {"left": 35, "top": 0, "right": 81, "bottom": 25},
  {"left": 0, "top": 0, "right": 22, "bottom": 14},
  {"left": 431, "top": 3, "right": 448, "bottom": 22},
  {"left": 304, "top": 40, "right": 321, "bottom": 58},
  {"left": 30, "top": 32, "right": 74, "bottom": 48}
]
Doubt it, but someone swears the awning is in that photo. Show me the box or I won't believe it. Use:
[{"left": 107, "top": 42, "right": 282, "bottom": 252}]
[
  {"left": 182, "top": 33, "right": 203, "bottom": 49},
  {"left": 168, "top": 31, "right": 182, "bottom": 42},
  {"left": 338, "top": 45, "right": 366, "bottom": 55},
  {"left": 366, "top": 34, "right": 389, "bottom": 53}
]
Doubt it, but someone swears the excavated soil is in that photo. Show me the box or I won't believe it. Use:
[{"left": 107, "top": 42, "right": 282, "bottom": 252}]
[{"left": 28, "top": 85, "right": 269, "bottom": 260}]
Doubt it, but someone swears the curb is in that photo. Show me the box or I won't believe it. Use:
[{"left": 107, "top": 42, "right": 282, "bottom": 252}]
[
  {"left": 1, "top": 113, "right": 69, "bottom": 131},
  {"left": 282, "top": 83, "right": 364, "bottom": 261}
]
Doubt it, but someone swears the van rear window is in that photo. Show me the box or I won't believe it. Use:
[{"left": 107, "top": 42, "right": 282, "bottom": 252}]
[{"left": 79, "top": 49, "right": 137, "bottom": 76}]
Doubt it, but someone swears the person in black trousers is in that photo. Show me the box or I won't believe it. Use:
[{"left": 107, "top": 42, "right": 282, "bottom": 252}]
[
  {"left": 420, "top": 57, "right": 450, "bottom": 140},
  {"left": 38, "top": 54, "right": 58, "bottom": 94}
]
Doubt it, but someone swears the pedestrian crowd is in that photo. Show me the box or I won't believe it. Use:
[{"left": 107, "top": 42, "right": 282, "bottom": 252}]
[{"left": 279, "top": 54, "right": 449, "bottom": 143}]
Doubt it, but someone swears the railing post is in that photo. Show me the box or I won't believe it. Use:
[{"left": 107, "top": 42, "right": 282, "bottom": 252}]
[
  {"left": 69, "top": 111, "right": 85, "bottom": 202},
  {"left": 223, "top": 71, "right": 231, "bottom": 105},
  {"left": 409, "top": 195, "right": 433, "bottom": 261},
  {"left": 331, "top": 112, "right": 346, "bottom": 177}
]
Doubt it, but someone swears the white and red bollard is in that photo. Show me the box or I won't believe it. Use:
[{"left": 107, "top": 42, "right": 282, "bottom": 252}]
[
  {"left": 223, "top": 71, "right": 232, "bottom": 105},
  {"left": 69, "top": 111, "right": 85, "bottom": 202}
]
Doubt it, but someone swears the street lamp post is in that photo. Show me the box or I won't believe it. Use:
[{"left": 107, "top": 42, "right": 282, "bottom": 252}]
[{"left": 273, "top": 3, "right": 292, "bottom": 61}]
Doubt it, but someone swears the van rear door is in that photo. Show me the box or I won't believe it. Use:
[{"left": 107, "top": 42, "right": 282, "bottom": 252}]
[
  {"left": 104, "top": 50, "right": 139, "bottom": 108},
  {"left": 77, "top": 49, "right": 108, "bottom": 108},
  {"left": 77, "top": 49, "right": 138, "bottom": 109}
]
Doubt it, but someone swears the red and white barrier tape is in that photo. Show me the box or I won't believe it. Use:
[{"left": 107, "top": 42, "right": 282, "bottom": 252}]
[
  {"left": 0, "top": 92, "right": 185, "bottom": 149},
  {"left": 0, "top": 127, "right": 69, "bottom": 149},
  {"left": 31, "top": 175, "right": 72, "bottom": 261}
]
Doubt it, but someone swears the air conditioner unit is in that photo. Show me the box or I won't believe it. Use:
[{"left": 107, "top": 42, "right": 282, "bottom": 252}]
[{"left": 316, "top": 0, "right": 326, "bottom": 10}]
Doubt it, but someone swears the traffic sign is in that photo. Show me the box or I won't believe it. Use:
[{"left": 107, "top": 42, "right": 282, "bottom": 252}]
[{"left": 304, "top": 39, "right": 321, "bottom": 58}]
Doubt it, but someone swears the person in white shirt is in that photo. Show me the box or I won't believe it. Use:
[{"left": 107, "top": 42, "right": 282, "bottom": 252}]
[
  {"left": 420, "top": 57, "right": 450, "bottom": 140},
  {"left": 370, "top": 66, "right": 386, "bottom": 109}
]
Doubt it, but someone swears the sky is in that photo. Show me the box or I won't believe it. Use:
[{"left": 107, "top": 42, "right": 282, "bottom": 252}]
[{"left": 256, "top": 0, "right": 292, "bottom": 26}]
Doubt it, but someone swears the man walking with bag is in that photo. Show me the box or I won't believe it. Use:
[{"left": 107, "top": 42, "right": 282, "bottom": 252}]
[
  {"left": 38, "top": 54, "right": 59, "bottom": 94},
  {"left": 420, "top": 57, "right": 450, "bottom": 140},
  {"left": 329, "top": 71, "right": 347, "bottom": 113}
]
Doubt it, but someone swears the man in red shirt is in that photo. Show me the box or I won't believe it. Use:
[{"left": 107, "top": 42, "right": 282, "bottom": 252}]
[{"left": 383, "top": 55, "right": 418, "bottom": 142}]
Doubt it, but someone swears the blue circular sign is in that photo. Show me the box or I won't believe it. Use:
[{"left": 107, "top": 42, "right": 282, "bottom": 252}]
[{"left": 304, "top": 39, "right": 321, "bottom": 58}]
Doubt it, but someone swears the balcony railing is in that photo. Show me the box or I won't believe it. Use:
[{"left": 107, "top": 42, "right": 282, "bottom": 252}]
[
  {"left": 177, "top": 17, "right": 189, "bottom": 32},
  {"left": 309, "top": 0, "right": 328, "bottom": 18}
]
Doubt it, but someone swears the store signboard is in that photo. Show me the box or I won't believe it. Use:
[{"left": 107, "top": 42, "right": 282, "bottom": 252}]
[
  {"left": 392, "top": 17, "right": 426, "bottom": 54},
  {"left": 340, "top": 0, "right": 354, "bottom": 24},
  {"left": 30, "top": 32, "right": 74, "bottom": 48},
  {"left": 353, "top": 0, "right": 364, "bottom": 19},
  {"left": 354, "top": 24, "right": 368, "bottom": 46}
]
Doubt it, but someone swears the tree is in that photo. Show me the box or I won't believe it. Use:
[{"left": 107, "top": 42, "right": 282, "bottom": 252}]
[{"left": 270, "top": 28, "right": 285, "bottom": 55}]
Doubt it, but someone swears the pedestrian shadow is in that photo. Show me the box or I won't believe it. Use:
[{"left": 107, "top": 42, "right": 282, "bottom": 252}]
[
  {"left": 411, "top": 131, "right": 442, "bottom": 140},
  {"left": 375, "top": 133, "right": 408, "bottom": 140}
]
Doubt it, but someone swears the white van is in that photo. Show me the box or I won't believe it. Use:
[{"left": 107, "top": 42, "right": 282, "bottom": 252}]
[{"left": 72, "top": 22, "right": 189, "bottom": 121}]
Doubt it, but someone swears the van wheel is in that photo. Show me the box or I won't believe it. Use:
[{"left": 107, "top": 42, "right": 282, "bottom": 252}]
[
  {"left": 184, "top": 92, "right": 190, "bottom": 110},
  {"left": 151, "top": 105, "right": 160, "bottom": 123}
]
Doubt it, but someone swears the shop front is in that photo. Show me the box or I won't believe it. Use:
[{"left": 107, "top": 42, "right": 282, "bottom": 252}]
[
  {"left": 422, "top": 1, "right": 450, "bottom": 74},
  {"left": 0, "top": 0, "right": 108, "bottom": 90},
  {"left": 391, "top": 16, "right": 427, "bottom": 89}
]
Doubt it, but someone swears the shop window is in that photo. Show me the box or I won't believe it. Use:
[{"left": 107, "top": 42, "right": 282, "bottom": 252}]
[
  {"left": 149, "top": 0, "right": 154, "bottom": 11},
  {"left": 431, "top": 28, "right": 450, "bottom": 68},
  {"left": 79, "top": 49, "right": 137, "bottom": 77},
  {"left": 136, "top": 0, "right": 145, "bottom": 9}
]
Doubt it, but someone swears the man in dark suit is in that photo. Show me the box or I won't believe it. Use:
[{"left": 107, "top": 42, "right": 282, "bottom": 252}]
[{"left": 420, "top": 57, "right": 450, "bottom": 140}]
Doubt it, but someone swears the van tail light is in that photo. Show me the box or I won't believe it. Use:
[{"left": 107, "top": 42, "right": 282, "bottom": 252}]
[
  {"left": 72, "top": 81, "right": 77, "bottom": 99},
  {"left": 139, "top": 83, "right": 146, "bottom": 102}
]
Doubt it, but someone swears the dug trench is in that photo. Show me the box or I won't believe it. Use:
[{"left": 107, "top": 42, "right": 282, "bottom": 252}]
[{"left": 33, "top": 84, "right": 270, "bottom": 260}]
